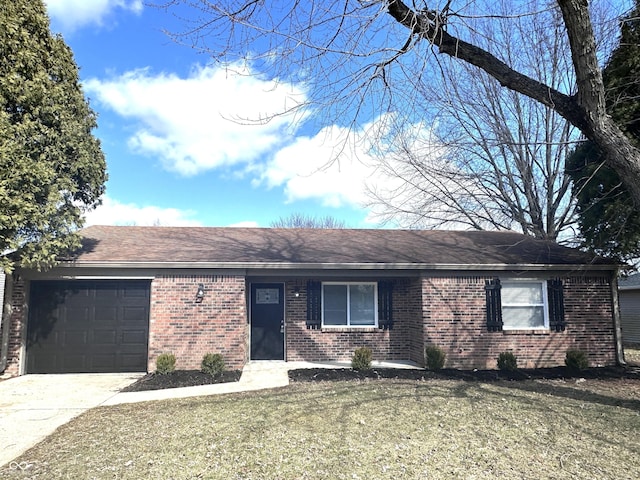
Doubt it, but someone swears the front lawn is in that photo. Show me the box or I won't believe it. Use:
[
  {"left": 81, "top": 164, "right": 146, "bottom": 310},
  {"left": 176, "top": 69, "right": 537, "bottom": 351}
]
[{"left": 4, "top": 378, "right": 640, "bottom": 479}]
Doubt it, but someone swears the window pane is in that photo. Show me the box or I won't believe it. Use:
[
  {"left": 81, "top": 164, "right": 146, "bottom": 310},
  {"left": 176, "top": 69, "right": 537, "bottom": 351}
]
[
  {"left": 349, "top": 284, "right": 375, "bottom": 326},
  {"left": 503, "top": 306, "right": 545, "bottom": 328},
  {"left": 502, "top": 282, "right": 543, "bottom": 304},
  {"left": 324, "top": 285, "right": 347, "bottom": 325}
]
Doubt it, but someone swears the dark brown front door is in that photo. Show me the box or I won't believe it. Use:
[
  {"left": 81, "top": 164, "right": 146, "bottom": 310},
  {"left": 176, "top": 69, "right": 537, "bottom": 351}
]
[{"left": 250, "top": 283, "right": 284, "bottom": 360}]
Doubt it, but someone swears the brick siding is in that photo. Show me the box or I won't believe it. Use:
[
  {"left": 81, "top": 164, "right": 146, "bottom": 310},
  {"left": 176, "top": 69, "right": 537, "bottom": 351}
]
[
  {"left": 285, "top": 278, "right": 419, "bottom": 364},
  {"left": 148, "top": 274, "right": 247, "bottom": 371},
  {"left": 421, "top": 275, "right": 616, "bottom": 369},
  {"left": 3, "top": 277, "right": 25, "bottom": 377},
  {"left": 2, "top": 271, "right": 618, "bottom": 377}
]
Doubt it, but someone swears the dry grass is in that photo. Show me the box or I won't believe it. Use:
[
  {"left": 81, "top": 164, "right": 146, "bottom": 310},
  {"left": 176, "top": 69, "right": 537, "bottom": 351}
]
[
  {"left": 624, "top": 345, "right": 640, "bottom": 365},
  {"left": 4, "top": 378, "right": 640, "bottom": 479}
]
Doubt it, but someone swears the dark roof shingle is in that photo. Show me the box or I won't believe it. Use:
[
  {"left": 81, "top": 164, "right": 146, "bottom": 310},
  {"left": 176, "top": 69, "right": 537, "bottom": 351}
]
[{"left": 70, "top": 226, "right": 613, "bottom": 269}]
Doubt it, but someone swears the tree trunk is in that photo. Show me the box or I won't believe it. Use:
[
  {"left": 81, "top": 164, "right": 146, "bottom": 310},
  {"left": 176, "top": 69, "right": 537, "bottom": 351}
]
[{"left": 386, "top": 0, "right": 640, "bottom": 208}]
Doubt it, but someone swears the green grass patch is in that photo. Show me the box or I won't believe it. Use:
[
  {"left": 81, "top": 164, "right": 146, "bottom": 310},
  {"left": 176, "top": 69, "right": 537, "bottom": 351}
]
[{"left": 4, "top": 378, "right": 640, "bottom": 479}]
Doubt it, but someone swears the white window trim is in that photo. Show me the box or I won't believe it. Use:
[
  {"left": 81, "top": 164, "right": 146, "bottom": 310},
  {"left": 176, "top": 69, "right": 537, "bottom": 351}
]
[
  {"left": 501, "top": 280, "right": 549, "bottom": 331},
  {"left": 321, "top": 282, "right": 378, "bottom": 328}
]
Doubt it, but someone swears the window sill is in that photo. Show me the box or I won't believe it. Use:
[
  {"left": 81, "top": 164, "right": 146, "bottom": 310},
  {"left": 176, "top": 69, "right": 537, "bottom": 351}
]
[
  {"left": 502, "top": 329, "right": 550, "bottom": 335},
  {"left": 321, "top": 326, "right": 380, "bottom": 333}
]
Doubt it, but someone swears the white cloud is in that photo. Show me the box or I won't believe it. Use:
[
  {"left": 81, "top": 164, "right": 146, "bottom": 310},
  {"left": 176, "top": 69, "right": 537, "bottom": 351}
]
[
  {"left": 227, "top": 221, "right": 260, "bottom": 228},
  {"left": 45, "top": 0, "right": 143, "bottom": 31},
  {"left": 257, "top": 119, "right": 388, "bottom": 209},
  {"left": 83, "top": 196, "right": 201, "bottom": 227},
  {"left": 84, "top": 64, "right": 307, "bottom": 176}
]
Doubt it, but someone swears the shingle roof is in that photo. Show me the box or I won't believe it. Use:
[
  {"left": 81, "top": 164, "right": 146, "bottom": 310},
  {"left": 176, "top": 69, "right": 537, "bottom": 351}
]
[{"left": 68, "top": 226, "right": 614, "bottom": 270}]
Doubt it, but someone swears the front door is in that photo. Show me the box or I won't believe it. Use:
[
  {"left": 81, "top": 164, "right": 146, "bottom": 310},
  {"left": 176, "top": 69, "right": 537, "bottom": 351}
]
[{"left": 250, "top": 283, "right": 285, "bottom": 360}]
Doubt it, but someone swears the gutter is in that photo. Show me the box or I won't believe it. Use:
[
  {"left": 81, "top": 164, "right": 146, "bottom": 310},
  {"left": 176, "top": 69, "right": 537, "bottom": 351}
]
[{"left": 51, "top": 260, "right": 619, "bottom": 272}]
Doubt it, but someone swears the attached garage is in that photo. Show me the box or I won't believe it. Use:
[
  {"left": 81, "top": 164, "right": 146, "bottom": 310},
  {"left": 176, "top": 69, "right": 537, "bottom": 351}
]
[{"left": 26, "top": 280, "right": 150, "bottom": 373}]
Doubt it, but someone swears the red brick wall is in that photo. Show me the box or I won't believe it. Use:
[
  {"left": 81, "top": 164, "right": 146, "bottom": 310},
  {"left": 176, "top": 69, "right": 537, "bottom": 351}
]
[
  {"left": 3, "top": 276, "right": 26, "bottom": 377},
  {"left": 285, "top": 279, "right": 418, "bottom": 364},
  {"left": 422, "top": 275, "right": 617, "bottom": 369},
  {"left": 1, "top": 271, "right": 619, "bottom": 377},
  {"left": 148, "top": 275, "right": 247, "bottom": 371}
]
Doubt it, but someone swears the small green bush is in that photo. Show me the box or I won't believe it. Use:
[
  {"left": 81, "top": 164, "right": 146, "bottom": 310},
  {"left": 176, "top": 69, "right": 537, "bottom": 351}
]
[
  {"left": 201, "top": 353, "right": 225, "bottom": 376},
  {"left": 425, "top": 345, "right": 446, "bottom": 370},
  {"left": 351, "top": 347, "right": 373, "bottom": 371},
  {"left": 497, "top": 351, "right": 518, "bottom": 371},
  {"left": 156, "top": 353, "right": 176, "bottom": 375},
  {"left": 565, "top": 349, "right": 589, "bottom": 370}
]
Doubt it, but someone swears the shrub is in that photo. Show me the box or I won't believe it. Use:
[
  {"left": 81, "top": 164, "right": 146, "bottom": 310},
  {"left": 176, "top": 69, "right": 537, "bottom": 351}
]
[
  {"left": 425, "top": 345, "right": 446, "bottom": 370},
  {"left": 497, "top": 351, "right": 518, "bottom": 371},
  {"left": 156, "top": 353, "right": 176, "bottom": 375},
  {"left": 201, "top": 353, "right": 225, "bottom": 376},
  {"left": 565, "top": 349, "right": 589, "bottom": 370},
  {"left": 351, "top": 347, "right": 373, "bottom": 371}
]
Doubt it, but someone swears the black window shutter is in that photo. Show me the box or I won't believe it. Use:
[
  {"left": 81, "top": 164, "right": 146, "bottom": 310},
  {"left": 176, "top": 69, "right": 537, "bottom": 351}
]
[
  {"left": 485, "top": 278, "right": 503, "bottom": 332},
  {"left": 547, "top": 278, "right": 566, "bottom": 332},
  {"left": 306, "top": 280, "right": 322, "bottom": 329},
  {"left": 378, "top": 281, "right": 393, "bottom": 330}
]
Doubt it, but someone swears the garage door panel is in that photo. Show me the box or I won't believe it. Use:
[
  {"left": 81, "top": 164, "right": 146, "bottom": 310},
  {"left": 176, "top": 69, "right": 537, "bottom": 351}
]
[
  {"left": 120, "top": 353, "right": 147, "bottom": 369},
  {"left": 27, "top": 280, "right": 150, "bottom": 373},
  {"left": 65, "top": 306, "right": 91, "bottom": 324},
  {"left": 63, "top": 330, "right": 89, "bottom": 346},
  {"left": 94, "top": 306, "right": 118, "bottom": 323},
  {"left": 123, "top": 285, "right": 149, "bottom": 298},
  {"left": 93, "top": 329, "right": 117, "bottom": 345},
  {"left": 122, "top": 329, "right": 147, "bottom": 345},
  {"left": 123, "top": 306, "right": 148, "bottom": 323},
  {"left": 91, "top": 355, "right": 117, "bottom": 370},
  {"left": 62, "top": 354, "right": 87, "bottom": 372}
]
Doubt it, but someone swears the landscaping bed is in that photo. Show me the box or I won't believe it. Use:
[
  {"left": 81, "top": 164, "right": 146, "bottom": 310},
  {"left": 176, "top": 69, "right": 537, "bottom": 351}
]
[
  {"left": 121, "top": 364, "right": 640, "bottom": 392},
  {"left": 121, "top": 370, "right": 242, "bottom": 392},
  {"left": 289, "top": 365, "right": 640, "bottom": 382}
]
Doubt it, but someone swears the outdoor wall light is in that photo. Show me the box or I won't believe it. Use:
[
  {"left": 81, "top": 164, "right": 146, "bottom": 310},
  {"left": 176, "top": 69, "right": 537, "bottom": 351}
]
[
  {"left": 195, "top": 283, "right": 205, "bottom": 303},
  {"left": 294, "top": 287, "right": 300, "bottom": 298}
]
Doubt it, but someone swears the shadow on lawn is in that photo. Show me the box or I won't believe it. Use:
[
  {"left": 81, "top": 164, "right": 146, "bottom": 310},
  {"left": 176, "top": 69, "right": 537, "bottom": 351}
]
[
  {"left": 289, "top": 365, "right": 640, "bottom": 412},
  {"left": 503, "top": 379, "right": 640, "bottom": 412}
]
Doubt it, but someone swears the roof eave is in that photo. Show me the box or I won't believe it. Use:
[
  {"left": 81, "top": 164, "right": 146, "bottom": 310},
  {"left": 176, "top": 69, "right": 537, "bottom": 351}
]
[{"left": 55, "top": 261, "right": 618, "bottom": 272}]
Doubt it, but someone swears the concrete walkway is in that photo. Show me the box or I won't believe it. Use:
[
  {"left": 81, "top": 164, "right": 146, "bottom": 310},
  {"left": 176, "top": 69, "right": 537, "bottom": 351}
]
[
  {"left": 104, "top": 359, "right": 419, "bottom": 405},
  {"left": 0, "top": 360, "right": 418, "bottom": 468}
]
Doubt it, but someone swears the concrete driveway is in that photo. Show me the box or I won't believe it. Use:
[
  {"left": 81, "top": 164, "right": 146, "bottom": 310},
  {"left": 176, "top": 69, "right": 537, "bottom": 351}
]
[{"left": 0, "top": 373, "right": 142, "bottom": 467}]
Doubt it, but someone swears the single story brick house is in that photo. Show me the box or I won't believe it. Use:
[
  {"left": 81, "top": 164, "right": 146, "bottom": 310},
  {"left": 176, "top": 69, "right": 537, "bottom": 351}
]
[{"left": 0, "top": 226, "right": 624, "bottom": 377}]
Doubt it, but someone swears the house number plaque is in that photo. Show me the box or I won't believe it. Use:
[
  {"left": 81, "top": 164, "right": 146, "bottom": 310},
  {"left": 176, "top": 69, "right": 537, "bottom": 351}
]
[{"left": 256, "top": 288, "right": 279, "bottom": 304}]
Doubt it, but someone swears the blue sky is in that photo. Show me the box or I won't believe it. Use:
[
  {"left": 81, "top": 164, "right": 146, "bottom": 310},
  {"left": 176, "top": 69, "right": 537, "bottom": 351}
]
[{"left": 43, "top": 0, "right": 389, "bottom": 228}]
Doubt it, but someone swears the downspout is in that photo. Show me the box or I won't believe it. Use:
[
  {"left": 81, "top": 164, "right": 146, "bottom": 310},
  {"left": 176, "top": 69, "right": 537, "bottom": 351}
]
[
  {"left": 0, "top": 272, "right": 11, "bottom": 373},
  {"left": 610, "top": 272, "right": 626, "bottom": 366}
]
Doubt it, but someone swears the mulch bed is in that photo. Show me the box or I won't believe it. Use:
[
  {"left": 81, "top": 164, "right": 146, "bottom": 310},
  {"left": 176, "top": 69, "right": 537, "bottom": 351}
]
[
  {"left": 122, "top": 370, "right": 242, "bottom": 392},
  {"left": 288, "top": 365, "right": 640, "bottom": 383},
  {"left": 121, "top": 365, "right": 640, "bottom": 392}
]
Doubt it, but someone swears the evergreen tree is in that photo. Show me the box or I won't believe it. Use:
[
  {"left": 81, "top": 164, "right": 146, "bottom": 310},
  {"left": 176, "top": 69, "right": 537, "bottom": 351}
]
[
  {"left": 566, "top": 1, "right": 640, "bottom": 264},
  {"left": 0, "top": 0, "right": 107, "bottom": 272}
]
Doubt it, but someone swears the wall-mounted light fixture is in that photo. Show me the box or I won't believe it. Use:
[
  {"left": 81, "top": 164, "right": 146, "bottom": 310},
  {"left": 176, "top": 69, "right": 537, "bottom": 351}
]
[
  {"left": 294, "top": 287, "right": 300, "bottom": 298},
  {"left": 195, "top": 283, "right": 205, "bottom": 303}
]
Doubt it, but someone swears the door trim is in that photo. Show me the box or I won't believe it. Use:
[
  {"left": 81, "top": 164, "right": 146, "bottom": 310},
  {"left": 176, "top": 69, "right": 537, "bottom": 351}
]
[{"left": 249, "top": 282, "right": 285, "bottom": 361}]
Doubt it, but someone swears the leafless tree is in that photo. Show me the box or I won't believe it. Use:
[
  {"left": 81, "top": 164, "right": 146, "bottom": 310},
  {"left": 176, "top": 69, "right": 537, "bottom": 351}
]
[
  {"left": 159, "top": 0, "right": 640, "bottom": 209},
  {"left": 367, "top": 3, "right": 578, "bottom": 241},
  {"left": 270, "top": 212, "right": 347, "bottom": 228}
]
